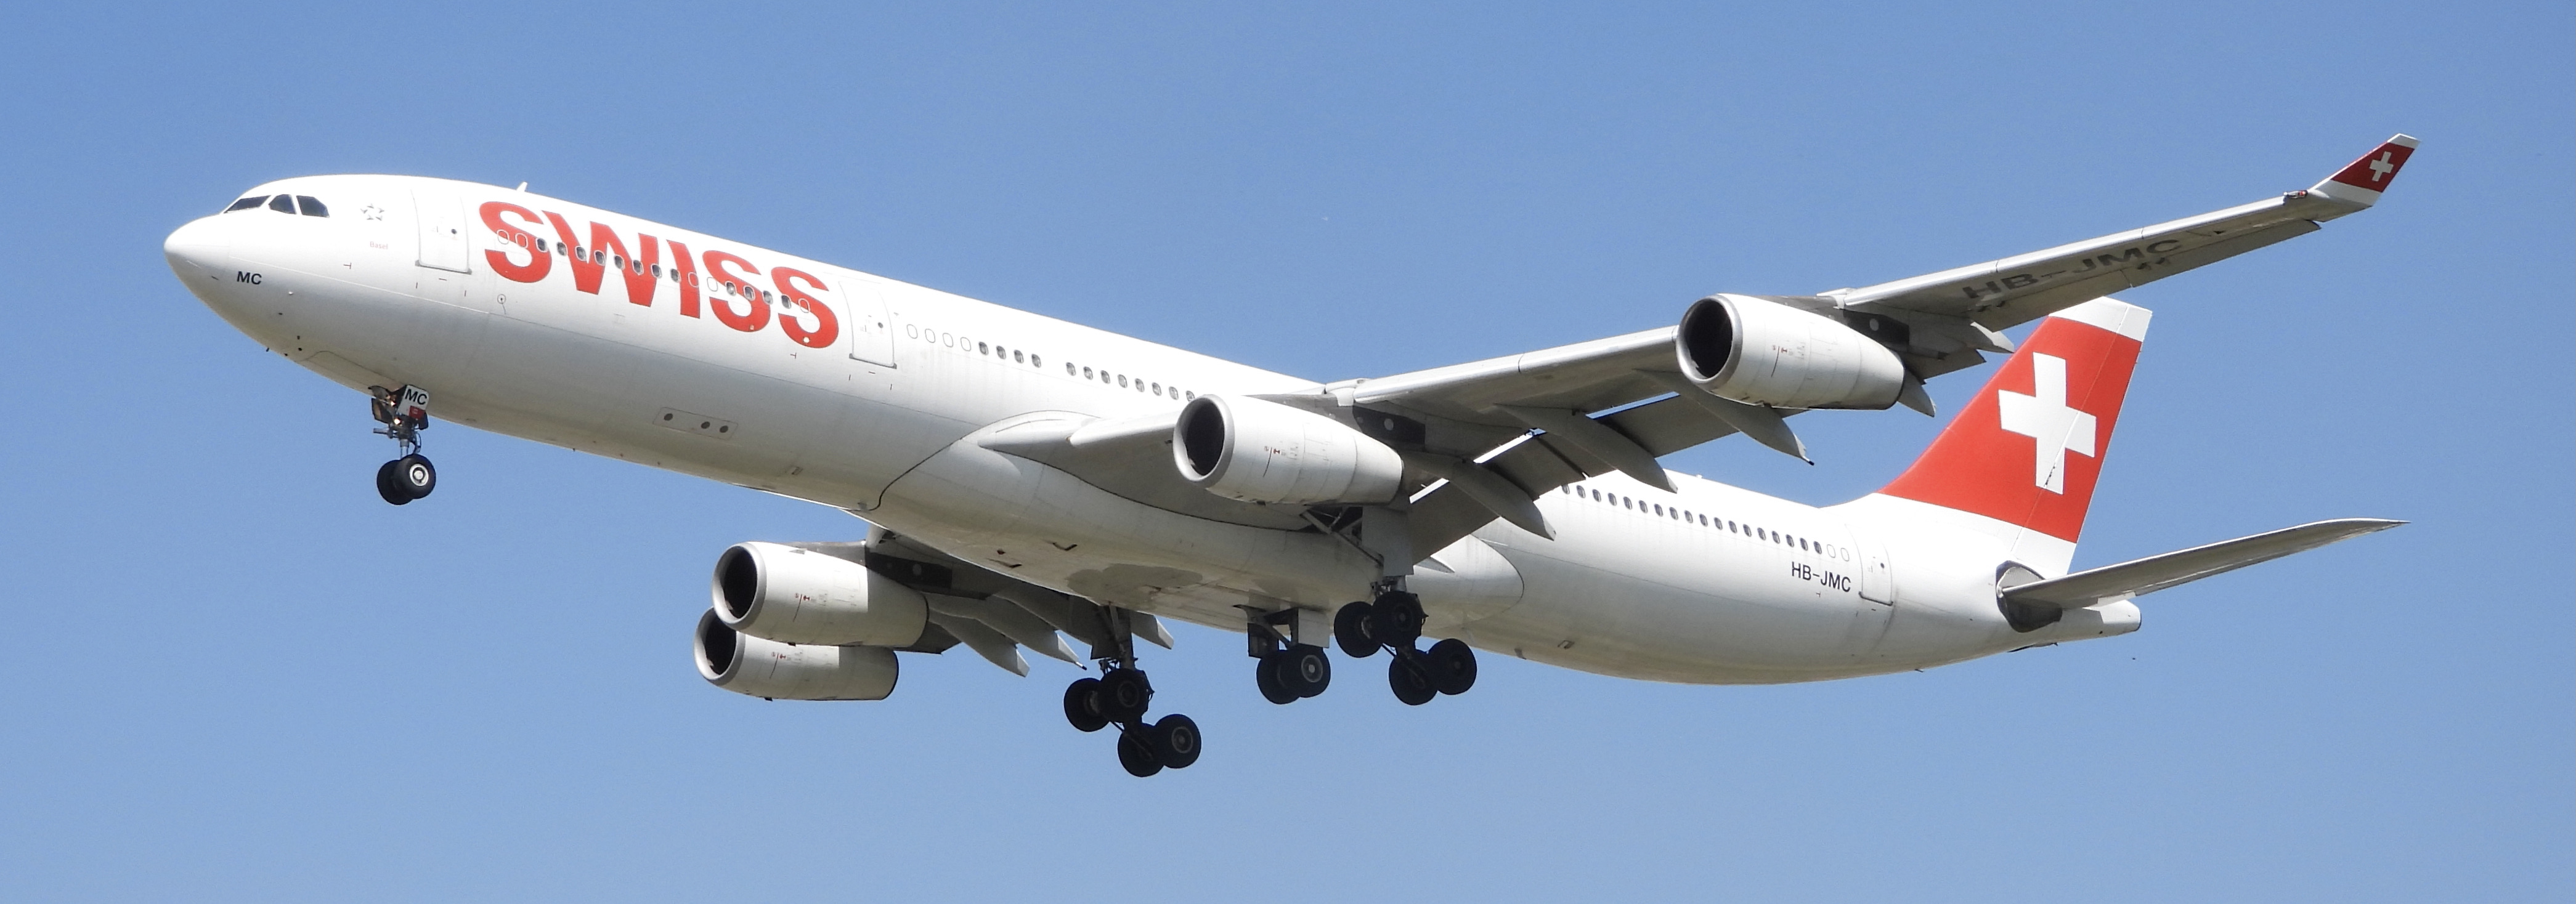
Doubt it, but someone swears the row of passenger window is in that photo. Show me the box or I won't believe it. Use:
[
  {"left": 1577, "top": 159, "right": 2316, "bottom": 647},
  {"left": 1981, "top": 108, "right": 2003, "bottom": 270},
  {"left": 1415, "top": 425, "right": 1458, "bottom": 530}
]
[
  {"left": 1563, "top": 483, "right": 1850, "bottom": 562},
  {"left": 499, "top": 232, "right": 797, "bottom": 308},
  {"left": 896, "top": 322, "right": 1198, "bottom": 402},
  {"left": 906, "top": 324, "right": 1047, "bottom": 371},
  {"left": 1066, "top": 360, "right": 1196, "bottom": 401},
  {"left": 224, "top": 194, "right": 329, "bottom": 217}
]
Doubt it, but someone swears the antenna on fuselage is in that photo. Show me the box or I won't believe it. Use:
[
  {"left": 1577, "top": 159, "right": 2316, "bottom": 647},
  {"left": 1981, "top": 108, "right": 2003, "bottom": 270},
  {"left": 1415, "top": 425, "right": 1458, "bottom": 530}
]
[{"left": 516, "top": 182, "right": 528, "bottom": 192}]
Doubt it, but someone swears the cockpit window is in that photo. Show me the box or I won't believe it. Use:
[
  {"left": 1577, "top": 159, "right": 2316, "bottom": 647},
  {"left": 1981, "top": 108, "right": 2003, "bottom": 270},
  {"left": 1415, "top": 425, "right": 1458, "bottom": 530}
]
[
  {"left": 295, "top": 196, "right": 328, "bottom": 217},
  {"left": 267, "top": 195, "right": 296, "bottom": 214},
  {"left": 225, "top": 195, "right": 269, "bottom": 212}
]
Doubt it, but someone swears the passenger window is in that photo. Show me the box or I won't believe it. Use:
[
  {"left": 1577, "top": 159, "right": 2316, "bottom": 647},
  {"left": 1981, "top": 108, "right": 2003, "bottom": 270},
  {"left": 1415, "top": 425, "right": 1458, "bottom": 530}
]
[
  {"left": 1184, "top": 391, "right": 1194, "bottom": 400},
  {"left": 1013, "top": 350, "right": 1025, "bottom": 363},
  {"left": 651, "top": 264, "right": 664, "bottom": 278},
  {"left": 1083, "top": 367, "right": 1095, "bottom": 379},
  {"left": 296, "top": 196, "right": 328, "bottom": 217},
  {"left": 268, "top": 195, "right": 295, "bottom": 213},
  {"left": 723, "top": 281, "right": 737, "bottom": 294},
  {"left": 1151, "top": 382, "right": 1161, "bottom": 394},
  {"left": 1031, "top": 355, "right": 1043, "bottom": 368},
  {"left": 226, "top": 195, "right": 267, "bottom": 212},
  {"left": 978, "top": 342, "right": 989, "bottom": 355}
]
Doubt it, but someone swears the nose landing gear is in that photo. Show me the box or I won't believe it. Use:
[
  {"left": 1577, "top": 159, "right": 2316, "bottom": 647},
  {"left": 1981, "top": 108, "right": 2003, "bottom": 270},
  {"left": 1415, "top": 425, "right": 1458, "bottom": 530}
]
[
  {"left": 368, "top": 385, "right": 437, "bottom": 506},
  {"left": 1334, "top": 587, "right": 1478, "bottom": 706}
]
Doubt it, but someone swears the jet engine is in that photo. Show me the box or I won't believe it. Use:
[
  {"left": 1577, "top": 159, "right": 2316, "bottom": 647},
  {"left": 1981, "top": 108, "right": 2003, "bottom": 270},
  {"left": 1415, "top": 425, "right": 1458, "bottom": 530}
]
[
  {"left": 694, "top": 610, "right": 900, "bottom": 701},
  {"left": 711, "top": 541, "right": 927, "bottom": 647},
  {"left": 1675, "top": 294, "right": 1907, "bottom": 410},
  {"left": 1173, "top": 395, "right": 1405, "bottom": 505}
]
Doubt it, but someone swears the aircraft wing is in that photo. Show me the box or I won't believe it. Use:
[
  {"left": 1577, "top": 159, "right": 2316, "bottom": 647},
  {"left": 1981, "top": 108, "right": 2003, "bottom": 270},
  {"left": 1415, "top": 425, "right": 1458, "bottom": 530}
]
[
  {"left": 1832, "top": 134, "right": 2419, "bottom": 379},
  {"left": 978, "top": 137, "right": 2418, "bottom": 571},
  {"left": 810, "top": 530, "right": 1178, "bottom": 674},
  {"left": 1356, "top": 135, "right": 2418, "bottom": 557}
]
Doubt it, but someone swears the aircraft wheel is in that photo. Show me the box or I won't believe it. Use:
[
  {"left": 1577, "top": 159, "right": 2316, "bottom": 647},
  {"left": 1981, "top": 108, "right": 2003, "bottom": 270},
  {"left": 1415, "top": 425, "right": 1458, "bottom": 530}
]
[
  {"left": 1100, "top": 668, "right": 1153, "bottom": 724},
  {"left": 395, "top": 454, "right": 437, "bottom": 499},
  {"left": 1255, "top": 652, "right": 1298, "bottom": 705},
  {"left": 1371, "top": 592, "right": 1424, "bottom": 650},
  {"left": 1116, "top": 727, "right": 1163, "bottom": 777},
  {"left": 1388, "top": 653, "right": 1437, "bottom": 706},
  {"left": 1427, "top": 638, "right": 1478, "bottom": 695},
  {"left": 1063, "top": 677, "right": 1109, "bottom": 732},
  {"left": 1149, "top": 714, "right": 1201, "bottom": 769},
  {"left": 1333, "top": 602, "right": 1379, "bottom": 657},
  {"left": 375, "top": 460, "right": 413, "bottom": 506},
  {"left": 1283, "top": 644, "right": 1331, "bottom": 698}
]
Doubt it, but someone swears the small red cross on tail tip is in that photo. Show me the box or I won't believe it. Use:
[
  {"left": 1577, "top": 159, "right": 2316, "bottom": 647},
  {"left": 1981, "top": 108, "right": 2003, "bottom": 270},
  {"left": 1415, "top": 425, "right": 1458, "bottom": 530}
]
[{"left": 2309, "top": 134, "right": 2420, "bottom": 207}]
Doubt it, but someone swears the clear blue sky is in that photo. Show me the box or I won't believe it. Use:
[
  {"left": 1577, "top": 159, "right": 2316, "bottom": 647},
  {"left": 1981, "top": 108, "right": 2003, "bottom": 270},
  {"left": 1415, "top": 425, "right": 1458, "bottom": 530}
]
[{"left": 2, "top": 2, "right": 2567, "bottom": 900}]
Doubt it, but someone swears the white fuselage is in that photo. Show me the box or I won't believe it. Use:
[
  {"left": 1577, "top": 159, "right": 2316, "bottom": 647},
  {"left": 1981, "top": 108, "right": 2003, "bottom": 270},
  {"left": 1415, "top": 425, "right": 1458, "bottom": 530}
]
[{"left": 165, "top": 175, "right": 2136, "bottom": 686}]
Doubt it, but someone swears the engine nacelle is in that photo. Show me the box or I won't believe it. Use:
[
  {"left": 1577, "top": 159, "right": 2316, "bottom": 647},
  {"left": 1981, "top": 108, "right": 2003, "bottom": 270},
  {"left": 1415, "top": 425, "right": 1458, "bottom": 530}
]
[
  {"left": 1675, "top": 294, "right": 1907, "bottom": 410},
  {"left": 711, "top": 541, "right": 927, "bottom": 647},
  {"left": 1173, "top": 395, "right": 1405, "bottom": 505},
  {"left": 694, "top": 610, "right": 899, "bottom": 701}
]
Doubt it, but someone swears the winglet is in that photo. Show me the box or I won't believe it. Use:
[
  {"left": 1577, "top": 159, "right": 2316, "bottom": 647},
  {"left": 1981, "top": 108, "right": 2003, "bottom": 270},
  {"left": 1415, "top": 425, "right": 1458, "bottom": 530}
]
[{"left": 2306, "top": 134, "right": 2419, "bottom": 209}]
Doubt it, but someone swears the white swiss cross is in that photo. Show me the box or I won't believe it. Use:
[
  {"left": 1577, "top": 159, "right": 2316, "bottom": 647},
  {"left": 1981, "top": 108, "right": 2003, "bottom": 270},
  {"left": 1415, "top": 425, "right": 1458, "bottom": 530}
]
[
  {"left": 2366, "top": 151, "right": 2396, "bottom": 182},
  {"left": 1996, "top": 353, "right": 2095, "bottom": 494}
]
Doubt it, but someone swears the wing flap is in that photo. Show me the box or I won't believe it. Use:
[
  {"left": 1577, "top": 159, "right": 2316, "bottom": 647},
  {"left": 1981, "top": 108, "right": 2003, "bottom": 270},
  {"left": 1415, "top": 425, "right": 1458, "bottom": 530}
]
[{"left": 2003, "top": 518, "right": 2403, "bottom": 608}]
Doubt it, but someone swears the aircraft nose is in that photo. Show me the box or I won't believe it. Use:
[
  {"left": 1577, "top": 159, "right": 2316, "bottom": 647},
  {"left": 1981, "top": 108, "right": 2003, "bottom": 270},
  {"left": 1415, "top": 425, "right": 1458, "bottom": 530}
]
[{"left": 163, "top": 216, "right": 232, "bottom": 279}]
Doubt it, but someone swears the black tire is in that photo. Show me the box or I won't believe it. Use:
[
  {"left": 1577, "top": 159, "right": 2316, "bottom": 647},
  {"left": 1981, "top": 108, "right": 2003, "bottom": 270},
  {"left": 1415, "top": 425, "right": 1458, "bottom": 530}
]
[
  {"left": 375, "top": 460, "right": 412, "bottom": 506},
  {"left": 1333, "top": 602, "right": 1379, "bottom": 658},
  {"left": 396, "top": 454, "right": 437, "bottom": 499},
  {"left": 1255, "top": 652, "right": 1298, "bottom": 705},
  {"left": 1062, "top": 677, "right": 1109, "bottom": 732},
  {"left": 1284, "top": 645, "right": 1331, "bottom": 698},
  {"left": 1388, "top": 653, "right": 1437, "bottom": 706},
  {"left": 1116, "top": 727, "right": 1163, "bottom": 777},
  {"left": 1427, "top": 638, "right": 1479, "bottom": 695},
  {"left": 1100, "top": 668, "right": 1153, "bottom": 723},
  {"left": 1371, "top": 591, "right": 1424, "bottom": 650},
  {"left": 1150, "top": 714, "right": 1201, "bottom": 769}
]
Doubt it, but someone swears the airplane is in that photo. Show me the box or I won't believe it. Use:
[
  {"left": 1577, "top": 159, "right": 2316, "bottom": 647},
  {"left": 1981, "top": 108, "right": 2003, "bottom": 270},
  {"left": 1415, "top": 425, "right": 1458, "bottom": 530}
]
[{"left": 162, "top": 135, "right": 2417, "bottom": 777}]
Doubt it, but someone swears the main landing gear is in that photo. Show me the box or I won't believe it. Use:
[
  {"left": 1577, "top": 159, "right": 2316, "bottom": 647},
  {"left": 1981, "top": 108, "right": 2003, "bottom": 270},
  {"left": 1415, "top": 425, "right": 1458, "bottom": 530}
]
[
  {"left": 1246, "top": 607, "right": 1331, "bottom": 705},
  {"left": 1060, "top": 608, "right": 1200, "bottom": 777},
  {"left": 368, "top": 385, "right": 437, "bottom": 506},
  {"left": 1335, "top": 588, "right": 1477, "bottom": 706}
]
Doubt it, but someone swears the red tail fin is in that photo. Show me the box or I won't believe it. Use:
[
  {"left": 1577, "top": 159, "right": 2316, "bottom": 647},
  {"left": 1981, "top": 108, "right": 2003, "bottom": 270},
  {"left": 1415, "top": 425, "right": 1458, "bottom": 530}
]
[{"left": 1878, "top": 299, "right": 2151, "bottom": 543}]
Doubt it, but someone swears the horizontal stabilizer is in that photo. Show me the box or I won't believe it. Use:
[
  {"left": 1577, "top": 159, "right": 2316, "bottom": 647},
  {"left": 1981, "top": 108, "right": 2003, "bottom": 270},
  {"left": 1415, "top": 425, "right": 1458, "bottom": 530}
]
[{"left": 2004, "top": 518, "right": 2403, "bottom": 608}]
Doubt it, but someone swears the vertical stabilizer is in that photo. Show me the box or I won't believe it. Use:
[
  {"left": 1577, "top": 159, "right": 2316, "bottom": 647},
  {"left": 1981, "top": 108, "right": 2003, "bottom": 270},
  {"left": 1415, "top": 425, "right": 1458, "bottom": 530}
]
[{"left": 1874, "top": 298, "right": 2151, "bottom": 559}]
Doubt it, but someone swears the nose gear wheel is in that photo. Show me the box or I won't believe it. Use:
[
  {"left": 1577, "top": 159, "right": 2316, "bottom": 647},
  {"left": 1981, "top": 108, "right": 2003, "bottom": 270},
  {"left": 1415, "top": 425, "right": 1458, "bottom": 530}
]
[{"left": 367, "top": 385, "right": 439, "bottom": 506}]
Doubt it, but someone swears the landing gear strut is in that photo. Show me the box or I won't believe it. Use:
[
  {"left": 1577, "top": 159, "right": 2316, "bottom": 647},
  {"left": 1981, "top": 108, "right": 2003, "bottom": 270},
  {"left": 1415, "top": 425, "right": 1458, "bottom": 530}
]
[
  {"left": 1334, "top": 585, "right": 1477, "bottom": 706},
  {"left": 1059, "top": 607, "right": 1200, "bottom": 777},
  {"left": 368, "top": 385, "right": 437, "bottom": 506}
]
